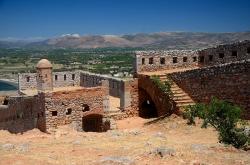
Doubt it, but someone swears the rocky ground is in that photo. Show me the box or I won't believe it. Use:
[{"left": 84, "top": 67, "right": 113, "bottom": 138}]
[{"left": 0, "top": 115, "right": 249, "bottom": 165}]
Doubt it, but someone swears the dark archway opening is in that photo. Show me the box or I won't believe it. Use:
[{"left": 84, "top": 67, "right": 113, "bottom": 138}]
[
  {"left": 140, "top": 99, "right": 158, "bottom": 118},
  {"left": 82, "top": 114, "right": 103, "bottom": 132}
]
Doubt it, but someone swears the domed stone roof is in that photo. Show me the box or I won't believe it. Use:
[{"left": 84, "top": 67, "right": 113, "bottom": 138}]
[{"left": 36, "top": 59, "right": 52, "bottom": 69}]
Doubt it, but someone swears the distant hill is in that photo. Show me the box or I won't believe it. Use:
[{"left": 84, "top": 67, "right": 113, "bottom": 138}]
[{"left": 1, "top": 32, "right": 250, "bottom": 50}]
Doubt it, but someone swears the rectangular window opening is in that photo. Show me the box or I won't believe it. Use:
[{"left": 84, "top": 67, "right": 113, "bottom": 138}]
[
  {"left": 173, "top": 57, "right": 178, "bottom": 63},
  {"left": 149, "top": 57, "right": 154, "bottom": 64},
  {"left": 142, "top": 58, "right": 145, "bottom": 65},
  {"left": 160, "top": 57, "right": 165, "bottom": 65},
  {"left": 72, "top": 74, "right": 75, "bottom": 80},
  {"left": 247, "top": 47, "right": 250, "bottom": 53},
  {"left": 55, "top": 75, "right": 58, "bottom": 81},
  {"left": 26, "top": 76, "right": 30, "bottom": 82},
  {"left": 199, "top": 56, "right": 204, "bottom": 63},
  {"left": 219, "top": 53, "right": 224, "bottom": 58},
  {"left": 66, "top": 108, "right": 72, "bottom": 115},
  {"left": 232, "top": 51, "right": 237, "bottom": 57},
  {"left": 193, "top": 57, "right": 197, "bottom": 62},
  {"left": 52, "top": 111, "right": 57, "bottom": 116},
  {"left": 209, "top": 55, "right": 213, "bottom": 61},
  {"left": 64, "top": 74, "right": 67, "bottom": 81},
  {"left": 183, "top": 57, "right": 187, "bottom": 62}
]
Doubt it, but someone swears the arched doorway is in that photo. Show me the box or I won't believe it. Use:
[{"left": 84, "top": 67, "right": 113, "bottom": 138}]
[
  {"left": 82, "top": 114, "right": 103, "bottom": 132},
  {"left": 139, "top": 88, "right": 158, "bottom": 118}
]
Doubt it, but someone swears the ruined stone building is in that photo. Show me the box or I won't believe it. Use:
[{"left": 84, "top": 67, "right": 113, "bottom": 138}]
[{"left": 0, "top": 40, "right": 249, "bottom": 133}]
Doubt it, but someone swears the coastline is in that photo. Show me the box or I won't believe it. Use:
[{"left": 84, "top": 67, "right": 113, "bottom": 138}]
[
  {"left": 0, "top": 90, "right": 18, "bottom": 96},
  {"left": 0, "top": 79, "right": 18, "bottom": 87},
  {"left": 0, "top": 79, "right": 18, "bottom": 96}
]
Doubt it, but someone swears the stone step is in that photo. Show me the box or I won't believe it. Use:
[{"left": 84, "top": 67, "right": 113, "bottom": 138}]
[
  {"left": 177, "top": 102, "right": 196, "bottom": 107},
  {"left": 158, "top": 77, "right": 197, "bottom": 111},
  {"left": 175, "top": 99, "right": 194, "bottom": 104},
  {"left": 172, "top": 92, "right": 187, "bottom": 96},
  {"left": 173, "top": 96, "right": 193, "bottom": 101},
  {"left": 171, "top": 89, "right": 186, "bottom": 92},
  {"left": 173, "top": 92, "right": 189, "bottom": 97},
  {"left": 171, "top": 84, "right": 179, "bottom": 88},
  {"left": 171, "top": 88, "right": 183, "bottom": 92}
]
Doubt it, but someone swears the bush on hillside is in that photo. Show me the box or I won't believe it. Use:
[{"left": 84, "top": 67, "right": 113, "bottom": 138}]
[{"left": 184, "top": 97, "right": 250, "bottom": 149}]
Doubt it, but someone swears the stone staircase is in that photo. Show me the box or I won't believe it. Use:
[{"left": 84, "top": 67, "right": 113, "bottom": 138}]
[{"left": 158, "top": 74, "right": 195, "bottom": 112}]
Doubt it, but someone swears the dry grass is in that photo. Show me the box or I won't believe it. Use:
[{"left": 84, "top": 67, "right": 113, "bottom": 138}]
[{"left": 0, "top": 115, "right": 249, "bottom": 165}]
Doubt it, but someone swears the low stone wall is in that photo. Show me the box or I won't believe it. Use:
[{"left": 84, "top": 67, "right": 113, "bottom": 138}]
[
  {"left": 135, "top": 50, "right": 199, "bottom": 72},
  {"left": 80, "top": 72, "right": 123, "bottom": 98},
  {"left": 18, "top": 73, "right": 37, "bottom": 91},
  {"left": 53, "top": 71, "right": 80, "bottom": 87},
  {"left": 120, "top": 79, "right": 139, "bottom": 117},
  {"left": 18, "top": 71, "right": 81, "bottom": 91},
  {"left": 0, "top": 95, "right": 45, "bottom": 133},
  {"left": 169, "top": 60, "right": 250, "bottom": 119},
  {"left": 199, "top": 40, "right": 250, "bottom": 66},
  {"left": 135, "top": 40, "right": 250, "bottom": 73},
  {"left": 44, "top": 81, "right": 109, "bottom": 131}
]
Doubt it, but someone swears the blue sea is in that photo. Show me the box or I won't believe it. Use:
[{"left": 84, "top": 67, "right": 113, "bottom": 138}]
[{"left": 0, "top": 81, "right": 17, "bottom": 91}]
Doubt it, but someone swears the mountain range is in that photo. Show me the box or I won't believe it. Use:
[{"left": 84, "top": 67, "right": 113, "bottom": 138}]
[{"left": 1, "top": 32, "right": 250, "bottom": 49}]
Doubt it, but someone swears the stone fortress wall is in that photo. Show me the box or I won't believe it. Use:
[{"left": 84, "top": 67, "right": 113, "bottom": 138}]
[
  {"left": 19, "top": 71, "right": 122, "bottom": 98},
  {"left": 1, "top": 40, "right": 250, "bottom": 133},
  {"left": 0, "top": 94, "right": 45, "bottom": 133},
  {"left": 44, "top": 80, "right": 109, "bottom": 132},
  {"left": 18, "top": 73, "right": 37, "bottom": 91},
  {"left": 80, "top": 72, "right": 123, "bottom": 98},
  {"left": 135, "top": 50, "right": 199, "bottom": 72},
  {"left": 199, "top": 40, "right": 250, "bottom": 66},
  {"left": 18, "top": 71, "right": 81, "bottom": 91},
  {"left": 135, "top": 40, "right": 250, "bottom": 72},
  {"left": 169, "top": 60, "right": 250, "bottom": 119}
]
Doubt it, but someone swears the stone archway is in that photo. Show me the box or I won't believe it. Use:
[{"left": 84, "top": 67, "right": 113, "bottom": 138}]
[
  {"left": 82, "top": 114, "right": 103, "bottom": 132},
  {"left": 139, "top": 88, "right": 158, "bottom": 118}
]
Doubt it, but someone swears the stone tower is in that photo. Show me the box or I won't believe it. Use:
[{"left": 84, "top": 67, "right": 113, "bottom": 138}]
[{"left": 36, "top": 59, "right": 53, "bottom": 92}]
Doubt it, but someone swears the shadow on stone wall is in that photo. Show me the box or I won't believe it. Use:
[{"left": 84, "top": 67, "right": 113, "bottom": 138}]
[
  {"left": 137, "top": 74, "right": 176, "bottom": 118},
  {"left": 0, "top": 95, "right": 46, "bottom": 133}
]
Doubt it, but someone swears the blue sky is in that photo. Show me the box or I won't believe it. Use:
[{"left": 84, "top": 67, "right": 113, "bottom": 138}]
[{"left": 0, "top": 0, "right": 250, "bottom": 39}]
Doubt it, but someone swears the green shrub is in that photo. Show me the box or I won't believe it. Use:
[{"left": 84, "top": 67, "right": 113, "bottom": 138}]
[
  {"left": 150, "top": 75, "right": 173, "bottom": 98},
  {"left": 184, "top": 97, "right": 249, "bottom": 149}
]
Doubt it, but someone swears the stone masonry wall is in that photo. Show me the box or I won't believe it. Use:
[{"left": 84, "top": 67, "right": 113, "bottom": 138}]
[
  {"left": 135, "top": 50, "right": 199, "bottom": 72},
  {"left": 53, "top": 71, "right": 80, "bottom": 87},
  {"left": 169, "top": 60, "right": 250, "bottom": 119},
  {"left": 18, "top": 73, "right": 37, "bottom": 91},
  {"left": 199, "top": 40, "right": 250, "bottom": 66},
  {"left": 0, "top": 95, "right": 45, "bottom": 133},
  {"left": 44, "top": 84, "right": 108, "bottom": 131},
  {"left": 120, "top": 79, "right": 139, "bottom": 117},
  {"left": 18, "top": 71, "right": 80, "bottom": 91},
  {"left": 121, "top": 75, "right": 176, "bottom": 117},
  {"left": 137, "top": 74, "right": 176, "bottom": 117},
  {"left": 80, "top": 71, "right": 123, "bottom": 98},
  {"left": 135, "top": 40, "right": 250, "bottom": 73}
]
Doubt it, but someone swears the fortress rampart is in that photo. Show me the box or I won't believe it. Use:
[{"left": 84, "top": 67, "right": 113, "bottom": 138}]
[
  {"left": 1, "top": 40, "right": 250, "bottom": 133},
  {"left": 135, "top": 40, "right": 250, "bottom": 73},
  {"left": 80, "top": 72, "right": 123, "bottom": 98},
  {"left": 169, "top": 59, "right": 250, "bottom": 119},
  {"left": 0, "top": 95, "right": 45, "bottom": 133},
  {"left": 19, "top": 71, "right": 81, "bottom": 91}
]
